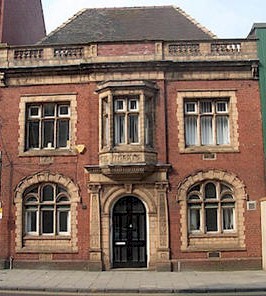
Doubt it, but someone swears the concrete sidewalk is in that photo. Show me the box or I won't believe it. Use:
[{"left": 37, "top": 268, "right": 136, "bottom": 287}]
[{"left": 0, "top": 269, "right": 266, "bottom": 294}]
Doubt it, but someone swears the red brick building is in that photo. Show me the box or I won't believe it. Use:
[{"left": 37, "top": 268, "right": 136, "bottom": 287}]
[{"left": 0, "top": 6, "right": 265, "bottom": 270}]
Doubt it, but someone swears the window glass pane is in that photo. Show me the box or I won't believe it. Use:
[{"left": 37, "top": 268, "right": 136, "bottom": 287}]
[
  {"left": 42, "top": 185, "right": 54, "bottom": 201},
  {"left": 189, "top": 208, "right": 200, "bottom": 231},
  {"left": 26, "top": 210, "right": 37, "bottom": 233},
  {"left": 102, "top": 99, "right": 109, "bottom": 147},
  {"left": 26, "top": 196, "right": 38, "bottom": 203},
  {"left": 43, "top": 104, "right": 55, "bottom": 117},
  {"left": 57, "top": 185, "right": 67, "bottom": 194},
  {"left": 185, "top": 116, "right": 197, "bottom": 146},
  {"left": 185, "top": 102, "right": 197, "bottom": 113},
  {"left": 216, "top": 101, "right": 228, "bottom": 113},
  {"left": 223, "top": 207, "right": 234, "bottom": 230},
  {"left": 205, "top": 183, "right": 216, "bottom": 199},
  {"left": 58, "top": 211, "right": 69, "bottom": 233},
  {"left": 201, "top": 116, "right": 213, "bottom": 145},
  {"left": 221, "top": 184, "right": 232, "bottom": 193},
  {"left": 29, "top": 106, "right": 40, "bottom": 117},
  {"left": 129, "top": 99, "right": 138, "bottom": 110},
  {"left": 205, "top": 208, "right": 218, "bottom": 232},
  {"left": 188, "top": 184, "right": 201, "bottom": 193},
  {"left": 115, "top": 100, "right": 124, "bottom": 111},
  {"left": 28, "top": 121, "right": 39, "bottom": 148},
  {"left": 114, "top": 115, "right": 125, "bottom": 144},
  {"left": 57, "top": 195, "right": 69, "bottom": 202},
  {"left": 58, "top": 120, "right": 69, "bottom": 147},
  {"left": 221, "top": 194, "right": 233, "bottom": 200},
  {"left": 145, "top": 97, "right": 153, "bottom": 146},
  {"left": 129, "top": 114, "right": 139, "bottom": 143},
  {"left": 43, "top": 120, "right": 54, "bottom": 148},
  {"left": 145, "top": 115, "right": 152, "bottom": 146},
  {"left": 189, "top": 194, "right": 200, "bottom": 200},
  {"left": 200, "top": 101, "right": 212, "bottom": 114},
  {"left": 216, "top": 116, "right": 229, "bottom": 145},
  {"left": 58, "top": 105, "right": 69, "bottom": 116},
  {"left": 102, "top": 115, "right": 109, "bottom": 147},
  {"left": 42, "top": 210, "right": 54, "bottom": 234}
]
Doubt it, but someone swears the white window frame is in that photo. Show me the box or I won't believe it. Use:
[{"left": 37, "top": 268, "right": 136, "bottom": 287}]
[
  {"left": 187, "top": 181, "right": 236, "bottom": 235},
  {"left": 184, "top": 99, "right": 230, "bottom": 147},
  {"left": 114, "top": 96, "right": 140, "bottom": 145},
  {"left": 177, "top": 90, "right": 239, "bottom": 153},
  {"left": 57, "top": 209, "right": 70, "bottom": 235},
  {"left": 25, "top": 208, "right": 39, "bottom": 235},
  {"left": 24, "top": 183, "right": 71, "bottom": 237},
  {"left": 26, "top": 102, "right": 71, "bottom": 150}
]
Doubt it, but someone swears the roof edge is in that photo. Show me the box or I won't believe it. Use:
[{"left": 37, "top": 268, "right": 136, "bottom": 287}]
[
  {"left": 248, "top": 23, "right": 266, "bottom": 38},
  {"left": 38, "top": 8, "right": 87, "bottom": 45},
  {"left": 173, "top": 6, "right": 217, "bottom": 39}
]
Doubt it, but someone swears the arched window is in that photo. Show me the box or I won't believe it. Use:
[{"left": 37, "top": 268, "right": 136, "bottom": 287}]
[
  {"left": 187, "top": 181, "right": 235, "bottom": 234},
  {"left": 24, "top": 183, "right": 70, "bottom": 236}
]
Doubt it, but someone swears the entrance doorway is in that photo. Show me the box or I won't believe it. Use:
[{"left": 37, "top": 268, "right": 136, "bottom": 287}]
[{"left": 112, "top": 196, "right": 147, "bottom": 268}]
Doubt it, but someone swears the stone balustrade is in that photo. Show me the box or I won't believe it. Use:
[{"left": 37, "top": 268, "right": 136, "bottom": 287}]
[{"left": 0, "top": 39, "right": 257, "bottom": 68}]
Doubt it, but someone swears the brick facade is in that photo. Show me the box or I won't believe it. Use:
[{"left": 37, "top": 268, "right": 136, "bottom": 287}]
[{"left": 0, "top": 8, "right": 265, "bottom": 271}]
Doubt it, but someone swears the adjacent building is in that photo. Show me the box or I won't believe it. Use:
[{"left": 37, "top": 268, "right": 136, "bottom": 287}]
[
  {"left": 0, "top": 5, "right": 265, "bottom": 271},
  {"left": 248, "top": 23, "right": 266, "bottom": 270},
  {"left": 0, "top": 0, "right": 45, "bottom": 45}
]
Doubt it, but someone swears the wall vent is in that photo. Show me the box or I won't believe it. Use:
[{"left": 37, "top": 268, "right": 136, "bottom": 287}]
[
  {"left": 203, "top": 153, "right": 216, "bottom": 160},
  {"left": 247, "top": 201, "right": 256, "bottom": 211},
  {"left": 207, "top": 251, "right": 221, "bottom": 259}
]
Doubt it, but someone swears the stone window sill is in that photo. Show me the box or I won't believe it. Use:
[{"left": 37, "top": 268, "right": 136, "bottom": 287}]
[
  {"left": 180, "top": 146, "right": 239, "bottom": 154},
  {"left": 19, "top": 149, "right": 77, "bottom": 157},
  {"left": 23, "top": 235, "right": 71, "bottom": 240},
  {"left": 189, "top": 232, "right": 238, "bottom": 238}
]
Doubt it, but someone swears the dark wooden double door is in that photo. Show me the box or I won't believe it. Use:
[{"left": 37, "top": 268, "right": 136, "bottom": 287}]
[{"left": 113, "top": 196, "right": 147, "bottom": 268}]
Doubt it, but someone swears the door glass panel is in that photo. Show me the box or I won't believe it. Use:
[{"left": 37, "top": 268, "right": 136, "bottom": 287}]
[
  {"left": 121, "top": 215, "right": 127, "bottom": 240},
  {"left": 132, "top": 215, "right": 138, "bottom": 240},
  {"left": 132, "top": 246, "right": 139, "bottom": 262},
  {"left": 139, "top": 247, "right": 145, "bottom": 262},
  {"left": 139, "top": 215, "right": 145, "bottom": 240}
]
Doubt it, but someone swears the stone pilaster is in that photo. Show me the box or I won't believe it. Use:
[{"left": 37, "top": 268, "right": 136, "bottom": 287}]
[
  {"left": 155, "top": 182, "right": 171, "bottom": 271},
  {"left": 88, "top": 183, "right": 102, "bottom": 270}
]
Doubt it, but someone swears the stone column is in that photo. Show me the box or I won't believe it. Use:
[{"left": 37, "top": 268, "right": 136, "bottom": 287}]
[
  {"left": 155, "top": 182, "right": 171, "bottom": 271},
  {"left": 88, "top": 183, "right": 102, "bottom": 270}
]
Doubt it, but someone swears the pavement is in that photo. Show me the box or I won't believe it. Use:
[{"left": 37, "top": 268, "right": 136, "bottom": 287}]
[{"left": 0, "top": 269, "right": 266, "bottom": 295}]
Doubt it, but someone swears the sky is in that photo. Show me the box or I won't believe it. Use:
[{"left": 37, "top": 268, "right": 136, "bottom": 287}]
[{"left": 42, "top": 0, "right": 266, "bottom": 39}]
